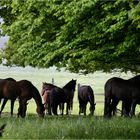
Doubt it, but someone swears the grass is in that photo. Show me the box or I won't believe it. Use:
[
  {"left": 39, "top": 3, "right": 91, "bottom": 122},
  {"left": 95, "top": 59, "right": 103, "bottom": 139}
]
[
  {"left": 0, "top": 65, "right": 140, "bottom": 139},
  {"left": 1, "top": 115, "right": 140, "bottom": 139}
]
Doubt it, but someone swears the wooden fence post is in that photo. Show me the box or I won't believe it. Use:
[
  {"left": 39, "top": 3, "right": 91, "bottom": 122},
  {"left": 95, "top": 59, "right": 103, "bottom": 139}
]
[
  {"left": 77, "top": 83, "right": 80, "bottom": 92},
  {"left": 52, "top": 78, "right": 54, "bottom": 84}
]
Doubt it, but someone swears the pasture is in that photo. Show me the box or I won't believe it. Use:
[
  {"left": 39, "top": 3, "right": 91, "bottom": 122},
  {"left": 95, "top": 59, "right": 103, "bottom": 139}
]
[{"left": 0, "top": 65, "right": 140, "bottom": 139}]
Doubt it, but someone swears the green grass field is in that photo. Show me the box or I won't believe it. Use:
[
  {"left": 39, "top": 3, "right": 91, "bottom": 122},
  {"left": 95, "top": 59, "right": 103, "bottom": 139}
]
[{"left": 0, "top": 65, "right": 140, "bottom": 139}]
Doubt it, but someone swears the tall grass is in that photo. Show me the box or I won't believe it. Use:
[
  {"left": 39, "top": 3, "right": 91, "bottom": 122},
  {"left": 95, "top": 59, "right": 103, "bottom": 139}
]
[{"left": 0, "top": 115, "right": 140, "bottom": 139}]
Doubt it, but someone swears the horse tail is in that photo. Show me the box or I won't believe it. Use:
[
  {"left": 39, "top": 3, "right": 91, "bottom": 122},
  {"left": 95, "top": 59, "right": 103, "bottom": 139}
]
[
  {"left": 87, "top": 86, "right": 95, "bottom": 106},
  {"left": 104, "top": 80, "right": 112, "bottom": 117}
]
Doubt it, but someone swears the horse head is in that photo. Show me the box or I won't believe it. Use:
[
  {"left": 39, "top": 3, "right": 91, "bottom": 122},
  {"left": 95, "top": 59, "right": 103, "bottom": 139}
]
[
  {"left": 41, "top": 82, "right": 55, "bottom": 96},
  {"left": 89, "top": 103, "right": 96, "bottom": 115},
  {"left": 36, "top": 103, "right": 45, "bottom": 117},
  {"left": 71, "top": 79, "right": 77, "bottom": 90}
]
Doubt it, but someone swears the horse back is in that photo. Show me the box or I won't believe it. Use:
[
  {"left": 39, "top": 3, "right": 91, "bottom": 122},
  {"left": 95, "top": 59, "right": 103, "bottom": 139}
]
[
  {"left": 78, "top": 85, "right": 94, "bottom": 102},
  {"left": 3, "top": 80, "right": 20, "bottom": 98},
  {"left": 105, "top": 77, "right": 132, "bottom": 100},
  {"left": 17, "top": 80, "right": 34, "bottom": 99},
  {"left": 49, "top": 87, "right": 66, "bottom": 104}
]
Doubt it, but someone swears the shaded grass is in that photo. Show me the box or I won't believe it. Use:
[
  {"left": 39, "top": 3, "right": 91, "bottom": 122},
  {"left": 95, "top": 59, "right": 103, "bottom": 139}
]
[{"left": 1, "top": 115, "right": 140, "bottom": 139}]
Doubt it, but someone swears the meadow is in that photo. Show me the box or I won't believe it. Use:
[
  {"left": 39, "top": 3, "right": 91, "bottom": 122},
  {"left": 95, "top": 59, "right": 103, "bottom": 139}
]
[{"left": 0, "top": 65, "right": 140, "bottom": 139}]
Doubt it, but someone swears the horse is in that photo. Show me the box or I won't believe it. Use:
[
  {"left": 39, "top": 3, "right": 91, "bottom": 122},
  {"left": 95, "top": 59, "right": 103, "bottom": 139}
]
[
  {"left": 104, "top": 75, "right": 140, "bottom": 118},
  {"left": 42, "top": 79, "right": 76, "bottom": 115},
  {"left": 41, "top": 82, "right": 55, "bottom": 114},
  {"left": 62, "top": 79, "right": 76, "bottom": 115},
  {"left": 78, "top": 85, "right": 96, "bottom": 116},
  {"left": 0, "top": 78, "right": 18, "bottom": 116},
  {"left": 0, "top": 79, "right": 45, "bottom": 118},
  {"left": 17, "top": 80, "right": 45, "bottom": 118},
  {"left": 41, "top": 82, "right": 66, "bottom": 115}
]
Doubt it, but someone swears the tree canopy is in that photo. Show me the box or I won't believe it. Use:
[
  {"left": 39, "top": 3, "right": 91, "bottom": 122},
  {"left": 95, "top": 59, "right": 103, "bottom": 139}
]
[{"left": 0, "top": 0, "right": 140, "bottom": 74}]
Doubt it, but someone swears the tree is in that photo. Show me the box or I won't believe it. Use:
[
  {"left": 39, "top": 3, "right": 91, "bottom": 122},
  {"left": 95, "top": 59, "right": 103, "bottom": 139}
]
[{"left": 0, "top": 0, "right": 140, "bottom": 74}]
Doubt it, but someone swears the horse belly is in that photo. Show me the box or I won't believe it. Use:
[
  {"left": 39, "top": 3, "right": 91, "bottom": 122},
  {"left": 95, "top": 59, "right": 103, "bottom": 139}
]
[{"left": 112, "top": 87, "right": 131, "bottom": 100}]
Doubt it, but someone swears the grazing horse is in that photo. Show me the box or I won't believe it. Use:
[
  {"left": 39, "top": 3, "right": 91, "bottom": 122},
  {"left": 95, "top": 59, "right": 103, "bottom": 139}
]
[
  {"left": 42, "top": 79, "right": 76, "bottom": 115},
  {"left": 78, "top": 85, "right": 96, "bottom": 116},
  {"left": 17, "top": 80, "right": 45, "bottom": 118},
  {"left": 0, "top": 79, "right": 45, "bottom": 118},
  {"left": 0, "top": 78, "right": 18, "bottom": 116},
  {"left": 104, "top": 75, "right": 140, "bottom": 118}
]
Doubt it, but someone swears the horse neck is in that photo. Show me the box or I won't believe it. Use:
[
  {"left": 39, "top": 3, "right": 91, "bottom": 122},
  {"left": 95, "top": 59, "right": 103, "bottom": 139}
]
[
  {"left": 63, "top": 82, "right": 75, "bottom": 91},
  {"left": 32, "top": 86, "right": 43, "bottom": 107},
  {"left": 44, "top": 84, "right": 56, "bottom": 90}
]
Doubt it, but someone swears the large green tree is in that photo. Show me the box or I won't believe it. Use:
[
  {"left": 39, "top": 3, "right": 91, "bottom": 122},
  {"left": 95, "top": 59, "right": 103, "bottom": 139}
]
[{"left": 0, "top": 0, "right": 140, "bottom": 74}]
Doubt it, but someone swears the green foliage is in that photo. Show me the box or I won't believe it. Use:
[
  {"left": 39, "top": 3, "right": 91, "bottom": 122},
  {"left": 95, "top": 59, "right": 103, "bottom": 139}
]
[{"left": 0, "top": 0, "right": 140, "bottom": 73}]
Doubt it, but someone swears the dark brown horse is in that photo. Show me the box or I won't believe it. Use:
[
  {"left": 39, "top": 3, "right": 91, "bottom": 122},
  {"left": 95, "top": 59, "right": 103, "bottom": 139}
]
[
  {"left": 41, "top": 82, "right": 54, "bottom": 112},
  {"left": 104, "top": 75, "right": 140, "bottom": 118},
  {"left": 42, "top": 79, "right": 76, "bottom": 115},
  {"left": 0, "top": 78, "right": 18, "bottom": 116},
  {"left": 104, "top": 77, "right": 132, "bottom": 118},
  {"left": 17, "top": 80, "right": 45, "bottom": 118},
  {"left": 62, "top": 79, "right": 76, "bottom": 115},
  {"left": 78, "top": 85, "right": 96, "bottom": 116},
  {"left": 41, "top": 82, "right": 65, "bottom": 115},
  {"left": 0, "top": 79, "right": 44, "bottom": 118}
]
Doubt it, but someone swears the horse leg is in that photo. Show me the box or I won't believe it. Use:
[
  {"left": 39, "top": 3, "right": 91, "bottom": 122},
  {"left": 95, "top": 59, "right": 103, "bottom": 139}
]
[
  {"left": 121, "top": 101, "right": 125, "bottom": 116},
  {"left": 130, "top": 99, "right": 137, "bottom": 117},
  {"left": 52, "top": 104, "right": 58, "bottom": 115},
  {"left": 70, "top": 99, "right": 73, "bottom": 112},
  {"left": 17, "top": 99, "right": 28, "bottom": 118},
  {"left": 48, "top": 100, "right": 52, "bottom": 115},
  {"left": 17, "top": 99, "right": 24, "bottom": 117},
  {"left": 60, "top": 103, "right": 64, "bottom": 116},
  {"left": 44, "top": 103, "right": 48, "bottom": 115},
  {"left": 11, "top": 99, "right": 16, "bottom": 116},
  {"left": 79, "top": 103, "right": 83, "bottom": 115},
  {"left": 111, "top": 98, "right": 119, "bottom": 116},
  {"left": 83, "top": 103, "right": 87, "bottom": 116},
  {"left": 0, "top": 99, "right": 8, "bottom": 116},
  {"left": 123, "top": 100, "right": 131, "bottom": 117},
  {"left": 104, "top": 97, "right": 111, "bottom": 118},
  {"left": 66, "top": 102, "right": 70, "bottom": 115},
  {"left": 78, "top": 98, "right": 83, "bottom": 115}
]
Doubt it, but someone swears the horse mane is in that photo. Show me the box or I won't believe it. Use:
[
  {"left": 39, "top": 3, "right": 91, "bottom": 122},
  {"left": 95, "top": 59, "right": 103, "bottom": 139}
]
[
  {"left": 63, "top": 79, "right": 76, "bottom": 91},
  {"left": 129, "top": 75, "right": 140, "bottom": 82},
  {"left": 4, "top": 78, "right": 16, "bottom": 82},
  {"left": 43, "top": 82, "right": 56, "bottom": 88},
  {"left": 31, "top": 84, "right": 43, "bottom": 107}
]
